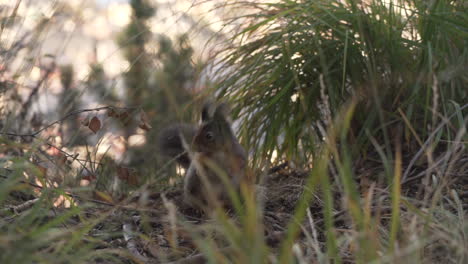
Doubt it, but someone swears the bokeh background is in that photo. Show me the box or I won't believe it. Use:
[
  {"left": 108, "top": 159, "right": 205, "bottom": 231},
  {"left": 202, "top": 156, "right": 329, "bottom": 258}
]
[{"left": 0, "top": 1, "right": 466, "bottom": 263}]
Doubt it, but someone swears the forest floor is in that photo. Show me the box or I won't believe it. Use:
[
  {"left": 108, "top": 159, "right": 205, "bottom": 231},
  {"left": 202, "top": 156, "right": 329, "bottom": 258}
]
[{"left": 71, "top": 152, "right": 468, "bottom": 263}]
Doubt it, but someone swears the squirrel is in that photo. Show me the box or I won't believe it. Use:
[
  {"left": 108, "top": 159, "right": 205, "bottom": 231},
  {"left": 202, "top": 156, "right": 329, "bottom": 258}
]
[{"left": 157, "top": 102, "right": 247, "bottom": 211}]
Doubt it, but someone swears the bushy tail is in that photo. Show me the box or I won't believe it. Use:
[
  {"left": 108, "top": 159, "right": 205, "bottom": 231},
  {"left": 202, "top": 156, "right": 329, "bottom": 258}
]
[{"left": 157, "top": 123, "right": 197, "bottom": 169}]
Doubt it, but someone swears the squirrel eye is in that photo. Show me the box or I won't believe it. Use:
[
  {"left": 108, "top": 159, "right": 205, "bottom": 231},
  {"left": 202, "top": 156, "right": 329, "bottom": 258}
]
[{"left": 205, "top": 131, "right": 214, "bottom": 141}]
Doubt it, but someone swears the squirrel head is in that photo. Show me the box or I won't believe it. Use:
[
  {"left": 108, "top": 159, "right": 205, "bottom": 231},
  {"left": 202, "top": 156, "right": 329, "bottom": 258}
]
[{"left": 192, "top": 102, "right": 234, "bottom": 154}]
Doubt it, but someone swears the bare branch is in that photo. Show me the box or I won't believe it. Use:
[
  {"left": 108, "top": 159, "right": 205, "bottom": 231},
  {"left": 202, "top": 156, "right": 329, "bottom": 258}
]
[
  {"left": 19, "top": 64, "right": 56, "bottom": 121},
  {"left": 3, "top": 106, "right": 138, "bottom": 138}
]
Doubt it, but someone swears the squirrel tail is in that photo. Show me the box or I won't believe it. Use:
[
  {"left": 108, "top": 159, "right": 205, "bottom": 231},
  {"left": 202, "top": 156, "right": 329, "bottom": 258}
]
[{"left": 157, "top": 123, "right": 197, "bottom": 169}]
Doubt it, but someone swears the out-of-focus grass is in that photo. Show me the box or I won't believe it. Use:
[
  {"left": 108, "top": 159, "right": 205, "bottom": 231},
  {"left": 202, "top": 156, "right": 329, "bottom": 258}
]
[
  {"left": 1, "top": 0, "right": 467, "bottom": 263},
  {"left": 0, "top": 154, "right": 121, "bottom": 263}
]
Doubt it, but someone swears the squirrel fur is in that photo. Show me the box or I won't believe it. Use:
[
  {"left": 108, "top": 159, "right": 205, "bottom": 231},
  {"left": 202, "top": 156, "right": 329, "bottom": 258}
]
[{"left": 157, "top": 102, "right": 247, "bottom": 210}]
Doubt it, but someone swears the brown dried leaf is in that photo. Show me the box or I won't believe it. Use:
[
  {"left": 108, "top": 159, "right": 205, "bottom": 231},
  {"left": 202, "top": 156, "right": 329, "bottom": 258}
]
[
  {"left": 118, "top": 111, "right": 131, "bottom": 126},
  {"left": 117, "top": 166, "right": 138, "bottom": 185},
  {"left": 88, "top": 116, "right": 101, "bottom": 134},
  {"left": 94, "top": 191, "right": 114, "bottom": 204},
  {"left": 138, "top": 110, "right": 152, "bottom": 131},
  {"left": 107, "top": 108, "right": 117, "bottom": 117},
  {"left": 139, "top": 122, "right": 152, "bottom": 131}
]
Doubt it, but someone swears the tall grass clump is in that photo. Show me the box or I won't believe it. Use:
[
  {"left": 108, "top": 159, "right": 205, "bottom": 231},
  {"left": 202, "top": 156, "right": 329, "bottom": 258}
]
[{"left": 216, "top": 0, "right": 467, "bottom": 163}]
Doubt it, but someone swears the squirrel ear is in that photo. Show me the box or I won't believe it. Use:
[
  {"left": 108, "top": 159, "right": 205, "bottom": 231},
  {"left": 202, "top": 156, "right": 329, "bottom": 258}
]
[
  {"left": 201, "top": 101, "right": 214, "bottom": 122},
  {"left": 213, "top": 103, "right": 232, "bottom": 123}
]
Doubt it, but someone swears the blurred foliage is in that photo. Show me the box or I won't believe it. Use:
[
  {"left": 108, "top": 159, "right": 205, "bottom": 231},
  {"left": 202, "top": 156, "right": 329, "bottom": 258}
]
[
  {"left": 117, "top": 0, "right": 156, "bottom": 107},
  {"left": 0, "top": 1, "right": 466, "bottom": 263},
  {"left": 150, "top": 34, "right": 197, "bottom": 120},
  {"left": 58, "top": 64, "right": 83, "bottom": 146},
  {"left": 87, "top": 63, "right": 118, "bottom": 104},
  {"left": 117, "top": 0, "right": 199, "bottom": 183}
]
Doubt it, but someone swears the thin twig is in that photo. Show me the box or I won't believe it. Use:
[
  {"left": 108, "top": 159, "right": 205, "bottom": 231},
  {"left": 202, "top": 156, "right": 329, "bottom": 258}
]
[
  {"left": 19, "top": 64, "right": 55, "bottom": 121},
  {"left": 0, "top": 198, "right": 40, "bottom": 216},
  {"left": 123, "top": 221, "right": 151, "bottom": 263},
  {"left": 3, "top": 106, "right": 137, "bottom": 138}
]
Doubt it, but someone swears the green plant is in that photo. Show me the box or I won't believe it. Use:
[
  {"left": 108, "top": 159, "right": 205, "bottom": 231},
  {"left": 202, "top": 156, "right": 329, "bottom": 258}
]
[{"left": 216, "top": 0, "right": 467, "bottom": 163}]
